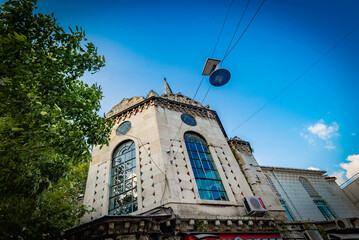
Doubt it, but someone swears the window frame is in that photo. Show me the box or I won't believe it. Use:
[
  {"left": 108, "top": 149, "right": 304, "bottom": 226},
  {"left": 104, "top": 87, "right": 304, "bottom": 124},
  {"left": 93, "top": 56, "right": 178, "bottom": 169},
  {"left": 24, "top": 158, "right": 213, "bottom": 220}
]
[
  {"left": 109, "top": 140, "right": 138, "bottom": 215},
  {"left": 313, "top": 199, "right": 336, "bottom": 220},
  {"left": 184, "top": 132, "right": 228, "bottom": 201}
]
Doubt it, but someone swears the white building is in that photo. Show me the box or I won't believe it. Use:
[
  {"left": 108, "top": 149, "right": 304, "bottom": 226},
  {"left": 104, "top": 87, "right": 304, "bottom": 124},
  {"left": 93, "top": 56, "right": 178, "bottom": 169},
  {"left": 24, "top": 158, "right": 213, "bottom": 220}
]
[
  {"left": 82, "top": 80, "right": 286, "bottom": 223},
  {"left": 70, "top": 81, "right": 359, "bottom": 240},
  {"left": 230, "top": 137, "right": 359, "bottom": 221},
  {"left": 261, "top": 166, "right": 359, "bottom": 221},
  {"left": 342, "top": 173, "right": 359, "bottom": 210}
]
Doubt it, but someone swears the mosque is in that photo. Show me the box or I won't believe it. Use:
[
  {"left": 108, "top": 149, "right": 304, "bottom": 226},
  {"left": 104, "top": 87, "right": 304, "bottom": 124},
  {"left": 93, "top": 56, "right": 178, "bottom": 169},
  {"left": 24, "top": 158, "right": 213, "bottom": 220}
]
[{"left": 66, "top": 80, "right": 359, "bottom": 240}]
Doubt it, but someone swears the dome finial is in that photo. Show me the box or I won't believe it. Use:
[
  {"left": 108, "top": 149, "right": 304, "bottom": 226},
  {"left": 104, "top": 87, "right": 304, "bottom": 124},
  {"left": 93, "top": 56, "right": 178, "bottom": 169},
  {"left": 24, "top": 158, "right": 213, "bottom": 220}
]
[{"left": 164, "top": 77, "right": 173, "bottom": 94}]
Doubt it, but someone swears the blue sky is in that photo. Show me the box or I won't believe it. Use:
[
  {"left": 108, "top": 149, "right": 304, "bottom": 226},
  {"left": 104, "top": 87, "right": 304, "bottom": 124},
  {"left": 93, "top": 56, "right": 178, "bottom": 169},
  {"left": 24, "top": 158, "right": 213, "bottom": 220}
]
[{"left": 10, "top": 0, "right": 359, "bottom": 184}]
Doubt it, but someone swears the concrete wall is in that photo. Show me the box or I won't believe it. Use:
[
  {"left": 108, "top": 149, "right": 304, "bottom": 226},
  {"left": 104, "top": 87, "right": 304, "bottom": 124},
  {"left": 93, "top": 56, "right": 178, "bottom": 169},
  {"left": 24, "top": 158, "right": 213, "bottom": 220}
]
[
  {"left": 262, "top": 167, "right": 359, "bottom": 221},
  {"left": 342, "top": 177, "right": 359, "bottom": 210}
]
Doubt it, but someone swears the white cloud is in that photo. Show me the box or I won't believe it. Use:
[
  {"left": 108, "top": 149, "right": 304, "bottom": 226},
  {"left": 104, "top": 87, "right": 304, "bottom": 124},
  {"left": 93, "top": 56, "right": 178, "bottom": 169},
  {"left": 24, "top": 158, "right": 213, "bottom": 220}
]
[
  {"left": 300, "top": 132, "right": 315, "bottom": 146},
  {"left": 301, "top": 120, "right": 339, "bottom": 150},
  {"left": 351, "top": 133, "right": 356, "bottom": 136},
  {"left": 307, "top": 120, "right": 339, "bottom": 140},
  {"left": 325, "top": 144, "right": 336, "bottom": 150},
  {"left": 331, "top": 170, "right": 346, "bottom": 185},
  {"left": 307, "top": 166, "right": 320, "bottom": 171},
  {"left": 340, "top": 154, "right": 359, "bottom": 179}
]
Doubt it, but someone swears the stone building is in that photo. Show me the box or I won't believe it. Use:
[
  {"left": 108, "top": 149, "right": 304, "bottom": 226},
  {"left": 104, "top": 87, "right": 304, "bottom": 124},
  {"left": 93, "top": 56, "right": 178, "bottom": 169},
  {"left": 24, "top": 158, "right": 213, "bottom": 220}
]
[{"left": 66, "top": 81, "right": 359, "bottom": 240}]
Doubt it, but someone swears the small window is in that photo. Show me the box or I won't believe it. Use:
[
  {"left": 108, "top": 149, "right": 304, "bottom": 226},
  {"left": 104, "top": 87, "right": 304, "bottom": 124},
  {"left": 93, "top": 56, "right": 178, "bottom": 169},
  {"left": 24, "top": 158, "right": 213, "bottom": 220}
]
[
  {"left": 181, "top": 114, "right": 197, "bottom": 126},
  {"left": 116, "top": 121, "right": 131, "bottom": 136}
]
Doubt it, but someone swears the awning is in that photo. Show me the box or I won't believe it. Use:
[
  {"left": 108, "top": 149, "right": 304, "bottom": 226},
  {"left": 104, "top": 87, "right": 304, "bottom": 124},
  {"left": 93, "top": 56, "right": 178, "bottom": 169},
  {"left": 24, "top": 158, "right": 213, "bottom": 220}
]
[{"left": 328, "top": 233, "right": 359, "bottom": 240}]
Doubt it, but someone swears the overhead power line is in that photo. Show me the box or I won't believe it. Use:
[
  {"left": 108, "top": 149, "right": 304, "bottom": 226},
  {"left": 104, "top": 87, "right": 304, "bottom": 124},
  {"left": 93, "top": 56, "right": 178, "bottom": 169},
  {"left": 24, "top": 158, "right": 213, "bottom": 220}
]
[
  {"left": 222, "top": 0, "right": 266, "bottom": 63},
  {"left": 193, "top": 0, "right": 234, "bottom": 100},
  {"left": 211, "top": 0, "right": 235, "bottom": 58},
  {"left": 168, "top": 0, "right": 235, "bottom": 161},
  {"left": 223, "top": 0, "right": 252, "bottom": 59},
  {"left": 202, "top": 0, "right": 265, "bottom": 105},
  {"left": 230, "top": 24, "right": 359, "bottom": 134}
]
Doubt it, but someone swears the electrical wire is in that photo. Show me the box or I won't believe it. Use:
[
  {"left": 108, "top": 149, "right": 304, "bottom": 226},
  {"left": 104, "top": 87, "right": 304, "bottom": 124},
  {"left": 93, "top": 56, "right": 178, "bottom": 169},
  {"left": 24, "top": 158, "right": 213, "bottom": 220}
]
[
  {"left": 168, "top": 0, "right": 235, "bottom": 152},
  {"left": 201, "top": 85, "right": 212, "bottom": 104},
  {"left": 230, "top": 24, "right": 359, "bottom": 133},
  {"left": 201, "top": 0, "right": 261, "bottom": 105},
  {"left": 192, "top": 0, "right": 235, "bottom": 102},
  {"left": 127, "top": 134, "right": 165, "bottom": 175},
  {"left": 223, "top": 0, "right": 251, "bottom": 59},
  {"left": 222, "top": 0, "right": 266, "bottom": 63},
  {"left": 211, "top": 0, "right": 235, "bottom": 58}
]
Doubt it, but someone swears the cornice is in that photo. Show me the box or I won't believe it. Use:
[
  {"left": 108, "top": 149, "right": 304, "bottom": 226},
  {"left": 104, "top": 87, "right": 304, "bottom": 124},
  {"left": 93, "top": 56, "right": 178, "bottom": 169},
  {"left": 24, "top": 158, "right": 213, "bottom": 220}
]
[
  {"left": 108, "top": 96, "right": 228, "bottom": 138},
  {"left": 260, "top": 166, "right": 326, "bottom": 175}
]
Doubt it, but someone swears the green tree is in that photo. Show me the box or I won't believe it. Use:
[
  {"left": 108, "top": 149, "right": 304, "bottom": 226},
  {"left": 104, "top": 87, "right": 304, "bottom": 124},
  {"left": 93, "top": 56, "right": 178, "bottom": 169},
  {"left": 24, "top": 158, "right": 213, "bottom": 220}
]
[{"left": 0, "top": 0, "right": 112, "bottom": 238}]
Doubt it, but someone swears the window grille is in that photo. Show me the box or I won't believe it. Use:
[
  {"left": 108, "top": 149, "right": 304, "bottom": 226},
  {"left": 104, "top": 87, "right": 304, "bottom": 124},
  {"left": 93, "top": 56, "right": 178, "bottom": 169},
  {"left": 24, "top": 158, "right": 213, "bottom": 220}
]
[
  {"left": 299, "top": 177, "right": 320, "bottom": 197},
  {"left": 265, "top": 175, "right": 281, "bottom": 196},
  {"left": 109, "top": 141, "right": 138, "bottom": 215}
]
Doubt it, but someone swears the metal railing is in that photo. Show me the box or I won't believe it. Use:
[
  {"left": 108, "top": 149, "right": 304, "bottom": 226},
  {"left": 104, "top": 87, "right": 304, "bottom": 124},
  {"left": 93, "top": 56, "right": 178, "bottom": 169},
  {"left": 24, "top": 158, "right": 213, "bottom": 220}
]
[{"left": 340, "top": 172, "right": 359, "bottom": 189}]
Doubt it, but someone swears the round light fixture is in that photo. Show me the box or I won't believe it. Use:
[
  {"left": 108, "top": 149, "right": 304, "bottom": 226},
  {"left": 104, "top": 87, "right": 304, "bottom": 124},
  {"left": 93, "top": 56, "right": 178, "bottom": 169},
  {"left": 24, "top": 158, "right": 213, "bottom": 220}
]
[{"left": 209, "top": 68, "right": 231, "bottom": 87}]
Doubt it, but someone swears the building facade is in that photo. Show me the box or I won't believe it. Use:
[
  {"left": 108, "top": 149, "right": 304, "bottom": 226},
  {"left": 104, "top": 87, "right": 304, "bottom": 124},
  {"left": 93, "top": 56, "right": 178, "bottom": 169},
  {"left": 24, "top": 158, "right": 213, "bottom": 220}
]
[
  {"left": 342, "top": 173, "right": 359, "bottom": 210},
  {"left": 261, "top": 166, "right": 359, "bottom": 221},
  {"left": 230, "top": 137, "right": 359, "bottom": 222},
  {"left": 67, "top": 81, "right": 359, "bottom": 240}
]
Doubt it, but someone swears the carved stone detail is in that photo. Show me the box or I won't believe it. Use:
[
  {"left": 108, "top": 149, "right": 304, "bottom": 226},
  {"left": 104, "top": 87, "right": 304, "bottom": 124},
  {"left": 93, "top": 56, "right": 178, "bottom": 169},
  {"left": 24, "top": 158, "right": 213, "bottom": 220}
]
[
  {"left": 228, "top": 137, "right": 252, "bottom": 156},
  {"left": 107, "top": 96, "right": 146, "bottom": 118},
  {"left": 161, "top": 92, "right": 202, "bottom": 108},
  {"left": 146, "top": 90, "right": 159, "bottom": 99}
]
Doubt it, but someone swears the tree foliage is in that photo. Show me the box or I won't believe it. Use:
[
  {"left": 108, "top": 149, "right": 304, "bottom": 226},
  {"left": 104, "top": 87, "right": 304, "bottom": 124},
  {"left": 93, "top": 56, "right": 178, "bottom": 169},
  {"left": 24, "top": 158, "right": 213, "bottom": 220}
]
[{"left": 0, "top": 0, "right": 112, "bottom": 238}]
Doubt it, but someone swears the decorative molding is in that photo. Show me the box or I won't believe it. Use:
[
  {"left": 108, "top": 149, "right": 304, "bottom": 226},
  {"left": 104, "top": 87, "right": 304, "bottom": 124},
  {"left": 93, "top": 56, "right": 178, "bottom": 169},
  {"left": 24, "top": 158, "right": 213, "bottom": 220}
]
[
  {"left": 261, "top": 166, "right": 327, "bottom": 175},
  {"left": 228, "top": 137, "right": 252, "bottom": 156},
  {"left": 106, "top": 96, "right": 145, "bottom": 118},
  {"left": 108, "top": 96, "right": 228, "bottom": 138}
]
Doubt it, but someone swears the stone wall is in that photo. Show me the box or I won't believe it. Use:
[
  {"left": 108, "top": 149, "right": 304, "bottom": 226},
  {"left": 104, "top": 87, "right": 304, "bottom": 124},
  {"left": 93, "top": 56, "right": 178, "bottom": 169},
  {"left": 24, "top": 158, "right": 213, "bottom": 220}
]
[
  {"left": 83, "top": 96, "right": 260, "bottom": 223},
  {"left": 229, "top": 138, "right": 289, "bottom": 221}
]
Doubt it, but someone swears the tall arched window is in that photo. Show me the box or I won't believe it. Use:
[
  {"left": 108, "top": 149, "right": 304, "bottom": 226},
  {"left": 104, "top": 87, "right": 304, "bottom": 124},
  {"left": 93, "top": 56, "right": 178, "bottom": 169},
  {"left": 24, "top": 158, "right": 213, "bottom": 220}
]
[
  {"left": 299, "top": 177, "right": 320, "bottom": 198},
  {"left": 265, "top": 174, "right": 280, "bottom": 196},
  {"left": 299, "top": 176, "right": 336, "bottom": 220},
  {"left": 184, "top": 132, "right": 228, "bottom": 201},
  {"left": 109, "top": 140, "right": 137, "bottom": 215},
  {"left": 266, "top": 175, "right": 295, "bottom": 221}
]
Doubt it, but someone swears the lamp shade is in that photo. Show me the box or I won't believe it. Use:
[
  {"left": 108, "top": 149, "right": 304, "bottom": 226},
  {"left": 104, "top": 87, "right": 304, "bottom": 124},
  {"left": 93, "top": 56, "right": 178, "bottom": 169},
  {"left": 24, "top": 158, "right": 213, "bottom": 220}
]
[{"left": 209, "top": 68, "right": 231, "bottom": 87}]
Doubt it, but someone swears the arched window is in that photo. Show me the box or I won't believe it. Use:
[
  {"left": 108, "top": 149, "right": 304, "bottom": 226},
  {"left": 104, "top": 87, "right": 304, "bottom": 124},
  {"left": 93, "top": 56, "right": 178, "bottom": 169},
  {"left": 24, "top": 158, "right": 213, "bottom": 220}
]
[
  {"left": 299, "top": 177, "right": 336, "bottom": 220},
  {"left": 109, "top": 140, "right": 137, "bottom": 215},
  {"left": 265, "top": 174, "right": 280, "bottom": 196},
  {"left": 184, "top": 132, "right": 228, "bottom": 201},
  {"left": 299, "top": 177, "right": 319, "bottom": 198}
]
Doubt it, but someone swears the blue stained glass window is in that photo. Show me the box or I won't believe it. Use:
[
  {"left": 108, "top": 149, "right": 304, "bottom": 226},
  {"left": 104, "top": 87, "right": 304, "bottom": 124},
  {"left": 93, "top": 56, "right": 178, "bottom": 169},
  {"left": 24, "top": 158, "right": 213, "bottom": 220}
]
[
  {"left": 184, "top": 132, "right": 228, "bottom": 201},
  {"left": 116, "top": 121, "right": 131, "bottom": 136},
  {"left": 181, "top": 114, "right": 197, "bottom": 126},
  {"left": 109, "top": 141, "right": 137, "bottom": 215}
]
